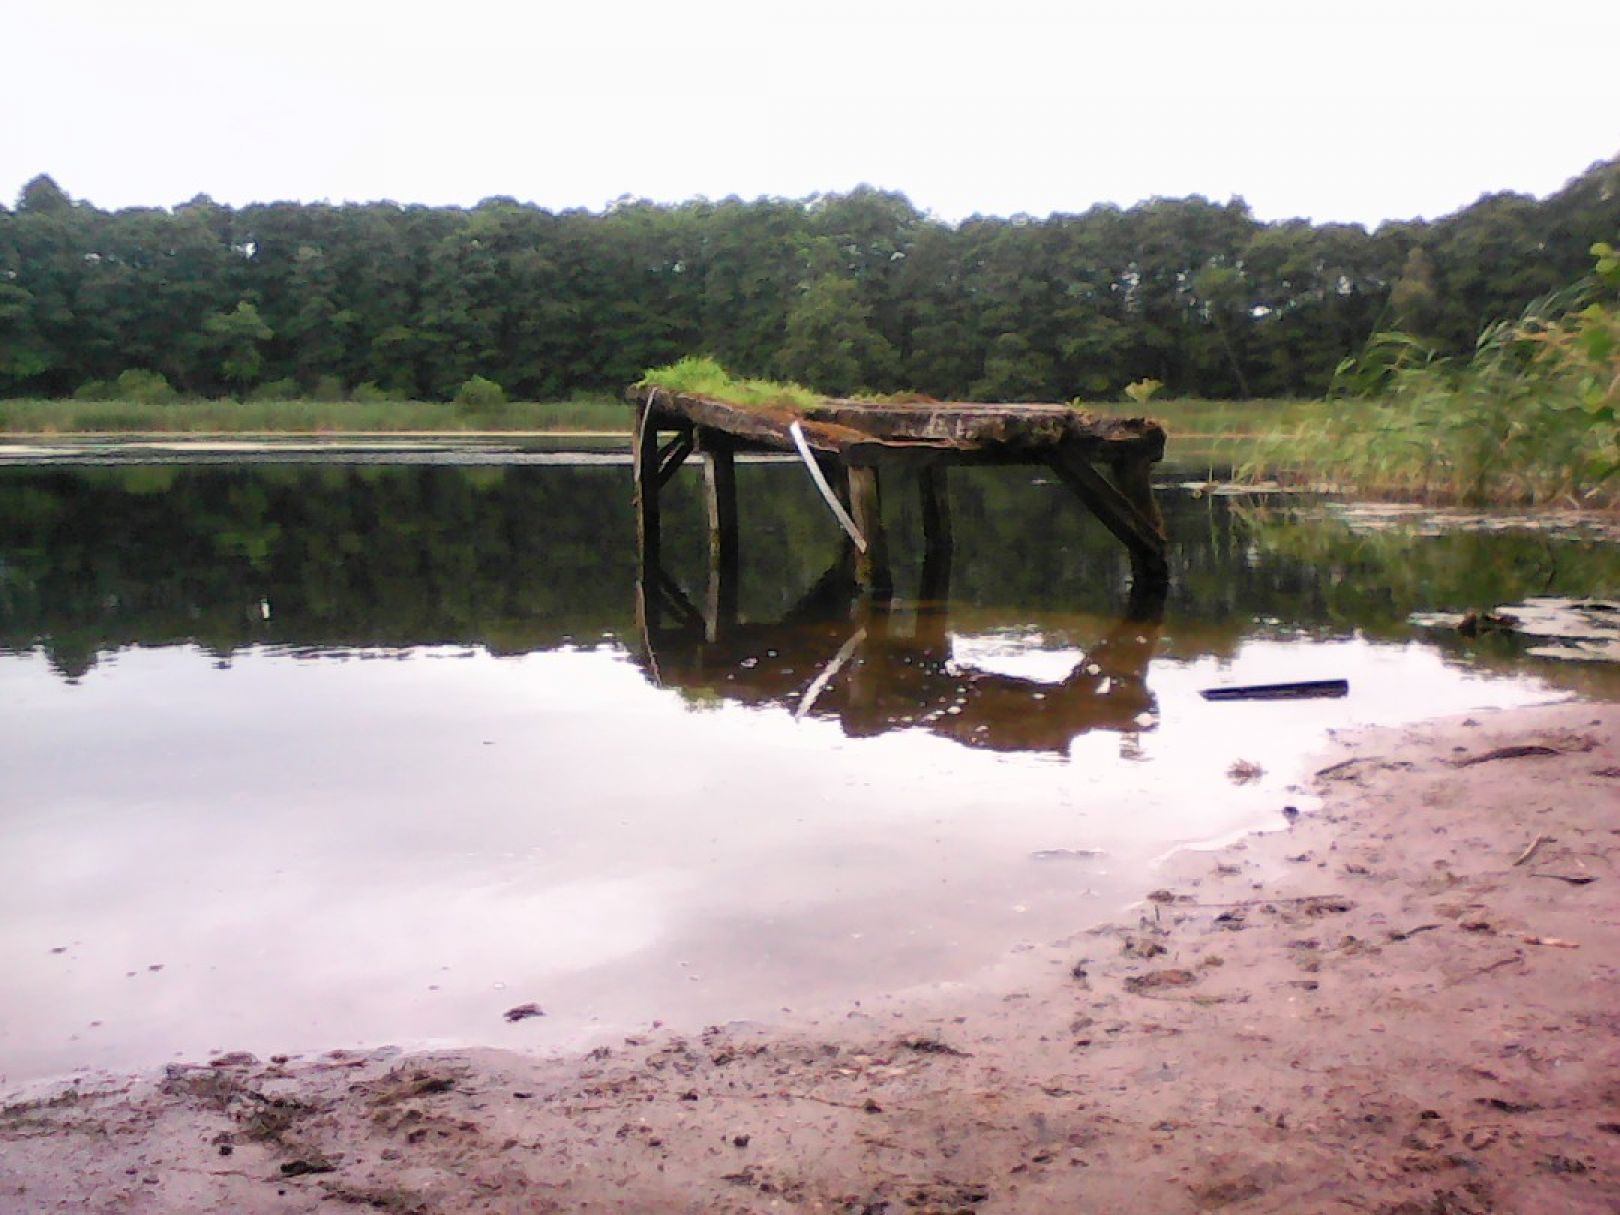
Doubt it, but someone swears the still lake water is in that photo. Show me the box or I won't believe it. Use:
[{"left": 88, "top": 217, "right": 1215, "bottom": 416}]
[{"left": 3, "top": 452, "right": 1617, "bottom": 1085}]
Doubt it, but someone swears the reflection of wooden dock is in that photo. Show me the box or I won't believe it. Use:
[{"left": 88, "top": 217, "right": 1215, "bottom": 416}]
[
  {"left": 638, "top": 559, "right": 1162, "bottom": 755},
  {"left": 628, "top": 388, "right": 1169, "bottom": 601}
]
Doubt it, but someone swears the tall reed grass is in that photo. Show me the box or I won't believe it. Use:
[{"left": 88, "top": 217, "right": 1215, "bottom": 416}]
[{"left": 1247, "top": 243, "right": 1620, "bottom": 507}]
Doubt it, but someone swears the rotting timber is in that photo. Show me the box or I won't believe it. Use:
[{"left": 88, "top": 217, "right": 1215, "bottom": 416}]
[{"left": 627, "top": 386, "right": 1170, "bottom": 605}]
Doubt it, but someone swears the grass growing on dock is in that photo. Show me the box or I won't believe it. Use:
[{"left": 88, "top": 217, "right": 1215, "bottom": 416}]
[
  {"left": 0, "top": 394, "right": 631, "bottom": 435},
  {"left": 639, "top": 356, "right": 823, "bottom": 411}
]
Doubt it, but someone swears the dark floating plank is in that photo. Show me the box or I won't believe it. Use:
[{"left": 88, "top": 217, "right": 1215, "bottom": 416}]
[{"left": 1200, "top": 679, "right": 1350, "bottom": 702}]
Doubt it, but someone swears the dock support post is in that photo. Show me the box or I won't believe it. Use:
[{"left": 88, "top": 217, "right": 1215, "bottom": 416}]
[
  {"left": 1109, "top": 454, "right": 1164, "bottom": 540},
  {"left": 632, "top": 398, "right": 662, "bottom": 639},
  {"left": 919, "top": 466, "right": 952, "bottom": 558},
  {"left": 703, "top": 435, "right": 739, "bottom": 641},
  {"left": 847, "top": 464, "right": 891, "bottom": 596},
  {"left": 633, "top": 397, "right": 661, "bottom": 575},
  {"left": 1110, "top": 454, "right": 1169, "bottom": 592},
  {"left": 918, "top": 465, "right": 952, "bottom": 610}
]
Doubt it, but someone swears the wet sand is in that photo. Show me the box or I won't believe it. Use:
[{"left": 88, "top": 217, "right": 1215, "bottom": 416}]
[{"left": 4, "top": 701, "right": 1618, "bottom": 1213}]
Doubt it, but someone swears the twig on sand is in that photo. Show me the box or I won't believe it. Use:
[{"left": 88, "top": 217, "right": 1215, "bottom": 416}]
[
  {"left": 1181, "top": 894, "right": 1351, "bottom": 910},
  {"left": 1513, "top": 834, "right": 1550, "bottom": 867},
  {"left": 1442, "top": 952, "right": 1524, "bottom": 988},
  {"left": 1529, "top": 872, "right": 1597, "bottom": 886},
  {"left": 1388, "top": 923, "right": 1443, "bottom": 942},
  {"left": 1453, "top": 745, "right": 1560, "bottom": 768}
]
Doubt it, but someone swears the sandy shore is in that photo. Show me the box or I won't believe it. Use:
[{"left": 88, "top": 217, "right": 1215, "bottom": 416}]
[{"left": 4, "top": 701, "right": 1618, "bottom": 1213}]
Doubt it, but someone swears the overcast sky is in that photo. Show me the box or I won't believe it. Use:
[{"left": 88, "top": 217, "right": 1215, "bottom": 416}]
[{"left": 6, "top": 0, "right": 1617, "bottom": 227}]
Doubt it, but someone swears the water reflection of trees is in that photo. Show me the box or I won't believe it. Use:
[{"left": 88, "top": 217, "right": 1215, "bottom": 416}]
[
  {"left": 1231, "top": 503, "right": 1620, "bottom": 634},
  {"left": 2, "top": 464, "right": 1612, "bottom": 685}
]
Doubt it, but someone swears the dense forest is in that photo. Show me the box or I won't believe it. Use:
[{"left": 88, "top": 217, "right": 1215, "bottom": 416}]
[{"left": 2, "top": 157, "right": 1617, "bottom": 404}]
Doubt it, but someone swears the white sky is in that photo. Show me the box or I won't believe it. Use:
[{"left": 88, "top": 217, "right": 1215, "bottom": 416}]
[{"left": 5, "top": 0, "right": 1618, "bottom": 227}]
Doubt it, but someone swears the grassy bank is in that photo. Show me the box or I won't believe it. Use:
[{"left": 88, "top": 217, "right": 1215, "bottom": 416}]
[
  {"left": 1, "top": 387, "right": 1320, "bottom": 445},
  {"left": 0, "top": 394, "right": 632, "bottom": 435}
]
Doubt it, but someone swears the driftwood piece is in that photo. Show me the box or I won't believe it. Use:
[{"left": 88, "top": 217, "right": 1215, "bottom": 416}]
[
  {"left": 1452, "top": 744, "right": 1562, "bottom": 767},
  {"left": 1513, "top": 833, "right": 1550, "bottom": 866}
]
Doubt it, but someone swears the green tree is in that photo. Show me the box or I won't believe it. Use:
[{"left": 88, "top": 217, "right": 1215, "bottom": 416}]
[
  {"left": 973, "top": 332, "right": 1055, "bottom": 401},
  {"left": 16, "top": 173, "right": 73, "bottom": 215},
  {"left": 203, "top": 300, "right": 273, "bottom": 394},
  {"left": 777, "top": 271, "right": 898, "bottom": 396},
  {"left": 1389, "top": 246, "right": 1441, "bottom": 340}
]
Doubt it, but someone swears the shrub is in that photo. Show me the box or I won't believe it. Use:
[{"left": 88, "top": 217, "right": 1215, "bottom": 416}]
[
  {"left": 248, "top": 377, "right": 300, "bottom": 402},
  {"left": 114, "top": 369, "right": 178, "bottom": 405},
  {"left": 453, "top": 375, "right": 507, "bottom": 412},
  {"left": 352, "top": 381, "right": 407, "bottom": 404},
  {"left": 310, "top": 374, "right": 346, "bottom": 401},
  {"left": 1124, "top": 378, "right": 1163, "bottom": 406}
]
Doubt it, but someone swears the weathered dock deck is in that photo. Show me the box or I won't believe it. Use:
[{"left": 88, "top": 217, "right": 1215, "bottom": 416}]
[{"left": 628, "top": 387, "right": 1169, "bottom": 602}]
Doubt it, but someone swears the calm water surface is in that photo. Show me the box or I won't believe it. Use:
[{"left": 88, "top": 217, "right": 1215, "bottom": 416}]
[{"left": 2, "top": 456, "right": 1616, "bottom": 1085}]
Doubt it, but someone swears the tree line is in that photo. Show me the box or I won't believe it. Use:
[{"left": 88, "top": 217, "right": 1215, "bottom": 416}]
[{"left": 2, "top": 157, "right": 1616, "bottom": 404}]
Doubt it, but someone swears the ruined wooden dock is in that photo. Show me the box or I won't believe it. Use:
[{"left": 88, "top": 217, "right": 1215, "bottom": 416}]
[{"left": 628, "top": 386, "right": 1169, "bottom": 602}]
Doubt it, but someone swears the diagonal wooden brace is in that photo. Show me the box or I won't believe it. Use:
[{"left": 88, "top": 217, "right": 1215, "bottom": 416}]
[
  {"left": 656, "top": 430, "right": 694, "bottom": 487},
  {"left": 1045, "top": 442, "right": 1168, "bottom": 584}
]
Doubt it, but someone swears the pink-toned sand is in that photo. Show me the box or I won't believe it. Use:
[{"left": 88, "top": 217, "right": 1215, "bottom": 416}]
[{"left": 4, "top": 702, "right": 1617, "bottom": 1214}]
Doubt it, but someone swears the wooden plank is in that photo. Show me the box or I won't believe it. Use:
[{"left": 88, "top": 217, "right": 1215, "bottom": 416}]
[
  {"left": 1201, "top": 680, "right": 1348, "bottom": 702},
  {"left": 634, "top": 388, "right": 867, "bottom": 455},
  {"left": 630, "top": 387, "right": 1165, "bottom": 462},
  {"left": 842, "top": 439, "right": 969, "bottom": 469},
  {"left": 804, "top": 399, "right": 1159, "bottom": 451},
  {"left": 790, "top": 420, "right": 868, "bottom": 552},
  {"left": 847, "top": 465, "right": 892, "bottom": 595},
  {"left": 1045, "top": 442, "right": 1167, "bottom": 582}
]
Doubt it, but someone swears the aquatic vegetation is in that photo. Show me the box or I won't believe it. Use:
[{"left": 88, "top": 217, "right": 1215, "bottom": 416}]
[{"left": 1234, "top": 501, "right": 1620, "bottom": 628}]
